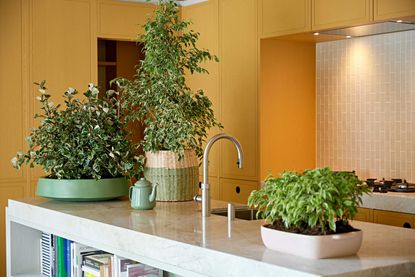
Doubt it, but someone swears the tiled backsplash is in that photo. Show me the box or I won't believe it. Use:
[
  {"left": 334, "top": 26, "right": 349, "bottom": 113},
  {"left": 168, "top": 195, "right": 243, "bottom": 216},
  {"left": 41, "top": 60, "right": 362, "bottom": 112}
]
[{"left": 316, "top": 30, "right": 415, "bottom": 181}]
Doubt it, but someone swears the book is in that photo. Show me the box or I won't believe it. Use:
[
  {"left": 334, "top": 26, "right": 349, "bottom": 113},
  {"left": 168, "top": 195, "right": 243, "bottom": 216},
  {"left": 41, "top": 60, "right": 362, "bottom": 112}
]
[
  {"left": 82, "top": 265, "right": 101, "bottom": 277},
  {"left": 57, "top": 236, "right": 67, "bottom": 277},
  {"left": 84, "top": 253, "right": 113, "bottom": 277},
  {"left": 72, "top": 243, "right": 98, "bottom": 277},
  {"left": 126, "top": 264, "right": 162, "bottom": 277},
  {"left": 40, "top": 232, "right": 53, "bottom": 277},
  {"left": 53, "top": 235, "right": 58, "bottom": 276},
  {"left": 84, "top": 253, "right": 112, "bottom": 270},
  {"left": 70, "top": 242, "right": 75, "bottom": 277},
  {"left": 64, "top": 239, "right": 72, "bottom": 277},
  {"left": 113, "top": 255, "right": 139, "bottom": 277}
]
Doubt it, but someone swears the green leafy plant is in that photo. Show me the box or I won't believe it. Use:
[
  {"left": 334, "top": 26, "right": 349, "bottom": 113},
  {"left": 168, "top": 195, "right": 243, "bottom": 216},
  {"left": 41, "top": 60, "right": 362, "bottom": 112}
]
[
  {"left": 248, "top": 168, "right": 370, "bottom": 235},
  {"left": 11, "top": 81, "right": 144, "bottom": 180},
  {"left": 114, "top": 0, "right": 221, "bottom": 159}
]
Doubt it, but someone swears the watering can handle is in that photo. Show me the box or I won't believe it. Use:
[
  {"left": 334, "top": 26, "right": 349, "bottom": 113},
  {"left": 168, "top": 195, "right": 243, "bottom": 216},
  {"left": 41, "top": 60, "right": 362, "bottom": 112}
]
[{"left": 129, "top": 186, "right": 133, "bottom": 201}]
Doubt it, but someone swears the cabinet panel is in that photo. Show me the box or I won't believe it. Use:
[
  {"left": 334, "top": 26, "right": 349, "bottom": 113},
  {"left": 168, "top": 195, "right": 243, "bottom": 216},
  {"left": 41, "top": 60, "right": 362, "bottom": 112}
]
[
  {"left": 220, "top": 178, "right": 258, "bottom": 205},
  {"left": 373, "top": 209, "right": 415, "bottom": 229},
  {"left": 182, "top": 0, "right": 220, "bottom": 177},
  {"left": 219, "top": 0, "right": 258, "bottom": 181},
  {"left": 0, "top": 0, "right": 26, "bottom": 184},
  {"left": 199, "top": 176, "right": 220, "bottom": 200},
  {"left": 31, "top": 0, "right": 94, "bottom": 181},
  {"left": 260, "top": 0, "right": 311, "bottom": 38},
  {"left": 97, "top": 0, "right": 155, "bottom": 40},
  {"left": 354, "top": 207, "right": 373, "bottom": 223},
  {"left": 374, "top": 0, "right": 415, "bottom": 21},
  {"left": 312, "top": 0, "right": 372, "bottom": 30},
  {"left": 32, "top": 0, "right": 93, "bottom": 93}
]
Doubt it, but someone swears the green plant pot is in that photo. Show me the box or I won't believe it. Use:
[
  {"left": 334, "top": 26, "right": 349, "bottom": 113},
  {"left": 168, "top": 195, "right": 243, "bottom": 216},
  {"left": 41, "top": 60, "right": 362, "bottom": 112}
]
[{"left": 36, "top": 177, "right": 129, "bottom": 201}]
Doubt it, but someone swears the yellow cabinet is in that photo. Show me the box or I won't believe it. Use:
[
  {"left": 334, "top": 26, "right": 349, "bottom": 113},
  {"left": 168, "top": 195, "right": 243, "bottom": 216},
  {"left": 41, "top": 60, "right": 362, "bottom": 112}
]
[
  {"left": 312, "top": 0, "right": 372, "bottom": 30},
  {"left": 182, "top": 0, "right": 221, "bottom": 178},
  {"left": 97, "top": 0, "right": 155, "bottom": 40},
  {"left": 373, "top": 209, "right": 415, "bottom": 229},
  {"left": 374, "top": 0, "right": 415, "bottom": 21},
  {"left": 0, "top": 1, "right": 28, "bottom": 274},
  {"left": 260, "top": 0, "right": 311, "bottom": 38},
  {"left": 220, "top": 179, "right": 258, "bottom": 205},
  {"left": 198, "top": 176, "right": 220, "bottom": 200},
  {"left": 219, "top": 0, "right": 258, "bottom": 181},
  {"left": 354, "top": 207, "right": 373, "bottom": 223},
  {"left": 32, "top": 0, "right": 94, "bottom": 93},
  {"left": 210, "top": 177, "right": 220, "bottom": 200},
  {"left": 31, "top": 0, "right": 96, "bottom": 182}
]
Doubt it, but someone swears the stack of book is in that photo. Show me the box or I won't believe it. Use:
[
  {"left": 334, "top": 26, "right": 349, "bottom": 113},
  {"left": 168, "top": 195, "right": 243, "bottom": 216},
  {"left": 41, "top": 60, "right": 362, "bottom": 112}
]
[{"left": 40, "top": 232, "right": 163, "bottom": 277}]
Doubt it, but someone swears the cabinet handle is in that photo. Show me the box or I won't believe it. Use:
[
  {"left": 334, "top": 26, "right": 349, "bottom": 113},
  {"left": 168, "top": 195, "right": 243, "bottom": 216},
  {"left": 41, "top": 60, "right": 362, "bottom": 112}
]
[
  {"left": 198, "top": 182, "right": 202, "bottom": 189},
  {"left": 403, "top": 222, "right": 411, "bottom": 229},
  {"left": 235, "top": 186, "right": 241, "bottom": 194}
]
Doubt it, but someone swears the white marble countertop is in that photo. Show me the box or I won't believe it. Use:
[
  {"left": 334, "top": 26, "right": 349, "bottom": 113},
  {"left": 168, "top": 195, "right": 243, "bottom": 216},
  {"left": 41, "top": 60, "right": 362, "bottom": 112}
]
[
  {"left": 7, "top": 198, "right": 415, "bottom": 277},
  {"left": 361, "top": 192, "right": 415, "bottom": 214}
]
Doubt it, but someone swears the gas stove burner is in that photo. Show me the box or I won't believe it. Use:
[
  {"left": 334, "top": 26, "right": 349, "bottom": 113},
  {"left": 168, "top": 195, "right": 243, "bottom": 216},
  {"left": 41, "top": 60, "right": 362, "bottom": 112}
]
[
  {"left": 365, "top": 178, "right": 415, "bottom": 193},
  {"left": 397, "top": 183, "right": 409, "bottom": 189},
  {"left": 390, "top": 180, "right": 415, "bottom": 193}
]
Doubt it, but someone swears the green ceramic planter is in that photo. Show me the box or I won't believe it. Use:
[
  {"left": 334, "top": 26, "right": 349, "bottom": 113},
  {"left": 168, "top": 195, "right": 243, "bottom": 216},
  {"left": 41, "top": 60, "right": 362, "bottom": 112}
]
[{"left": 36, "top": 177, "right": 129, "bottom": 201}]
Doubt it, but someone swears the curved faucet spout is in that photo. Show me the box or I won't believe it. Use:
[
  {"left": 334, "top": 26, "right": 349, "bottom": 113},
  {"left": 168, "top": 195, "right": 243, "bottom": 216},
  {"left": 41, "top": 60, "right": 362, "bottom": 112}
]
[{"left": 201, "top": 133, "right": 244, "bottom": 217}]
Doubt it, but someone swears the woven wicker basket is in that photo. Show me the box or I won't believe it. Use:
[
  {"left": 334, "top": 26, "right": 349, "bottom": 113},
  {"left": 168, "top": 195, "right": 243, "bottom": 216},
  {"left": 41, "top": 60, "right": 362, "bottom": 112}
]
[{"left": 144, "top": 150, "right": 199, "bottom": 201}]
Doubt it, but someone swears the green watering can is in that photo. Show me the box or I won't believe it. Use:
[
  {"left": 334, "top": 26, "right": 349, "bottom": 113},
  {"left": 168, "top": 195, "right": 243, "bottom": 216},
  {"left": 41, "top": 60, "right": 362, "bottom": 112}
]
[{"left": 129, "top": 178, "right": 158, "bottom": 210}]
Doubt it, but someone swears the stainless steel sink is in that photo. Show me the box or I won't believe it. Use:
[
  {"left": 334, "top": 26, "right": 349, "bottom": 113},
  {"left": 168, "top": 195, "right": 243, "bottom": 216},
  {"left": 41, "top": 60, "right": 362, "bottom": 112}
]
[{"left": 211, "top": 206, "right": 260, "bottom": 220}]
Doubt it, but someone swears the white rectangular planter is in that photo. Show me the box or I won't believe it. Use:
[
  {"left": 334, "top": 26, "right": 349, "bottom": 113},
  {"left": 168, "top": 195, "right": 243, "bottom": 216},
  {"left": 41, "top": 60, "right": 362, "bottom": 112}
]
[{"left": 261, "top": 225, "right": 363, "bottom": 259}]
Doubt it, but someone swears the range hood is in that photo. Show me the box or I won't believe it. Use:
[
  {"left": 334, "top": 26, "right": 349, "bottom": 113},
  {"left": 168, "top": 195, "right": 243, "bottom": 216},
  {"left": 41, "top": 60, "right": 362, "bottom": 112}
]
[{"left": 319, "top": 21, "right": 415, "bottom": 38}]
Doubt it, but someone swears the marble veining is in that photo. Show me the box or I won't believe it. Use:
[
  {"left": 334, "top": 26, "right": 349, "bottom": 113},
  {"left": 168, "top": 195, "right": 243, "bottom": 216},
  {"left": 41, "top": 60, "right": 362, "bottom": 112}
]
[
  {"left": 361, "top": 192, "right": 415, "bottom": 214},
  {"left": 7, "top": 198, "right": 415, "bottom": 277}
]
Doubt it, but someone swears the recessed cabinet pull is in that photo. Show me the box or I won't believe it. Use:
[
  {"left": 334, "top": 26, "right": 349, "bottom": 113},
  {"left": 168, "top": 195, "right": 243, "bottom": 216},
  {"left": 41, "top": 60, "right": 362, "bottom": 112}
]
[
  {"left": 235, "top": 186, "right": 241, "bottom": 194},
  {"left": 403, "top": 222, "right": 411, "bottom": 228}
]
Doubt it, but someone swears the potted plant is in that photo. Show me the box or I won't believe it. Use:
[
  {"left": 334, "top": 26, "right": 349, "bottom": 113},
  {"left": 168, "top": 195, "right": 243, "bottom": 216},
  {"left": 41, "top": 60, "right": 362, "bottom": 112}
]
[
  {"left": 11, "top": 81, "right": 143, "bottom": 201},
  {"left": 248, "top": 168, "right": 371, "bottom": 259},
  {"left": 115, "top": 0, "right": 221, "bottom": 201}
]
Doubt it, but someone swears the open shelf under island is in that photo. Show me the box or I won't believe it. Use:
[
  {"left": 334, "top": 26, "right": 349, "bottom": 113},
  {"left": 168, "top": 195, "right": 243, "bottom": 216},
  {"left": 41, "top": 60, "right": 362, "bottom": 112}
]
[{"left": 6, "top": 198, "right": 415, "bottom": 277}]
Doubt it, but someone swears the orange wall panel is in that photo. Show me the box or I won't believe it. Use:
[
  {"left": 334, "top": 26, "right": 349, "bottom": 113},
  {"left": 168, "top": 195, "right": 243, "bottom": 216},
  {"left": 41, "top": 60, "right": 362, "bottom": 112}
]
[{"left": 260, "top": 38, "right": 316, "bottom": 179}]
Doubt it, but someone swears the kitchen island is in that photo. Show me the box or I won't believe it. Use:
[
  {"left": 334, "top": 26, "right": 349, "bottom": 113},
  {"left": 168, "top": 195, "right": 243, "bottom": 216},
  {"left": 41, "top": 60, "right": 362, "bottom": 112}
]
[
  {"left": 361, "top": 192, "right": 415, "bottom": 214},
  {"left": 6, "top": 198, "right": 415, "bottom": 277}
]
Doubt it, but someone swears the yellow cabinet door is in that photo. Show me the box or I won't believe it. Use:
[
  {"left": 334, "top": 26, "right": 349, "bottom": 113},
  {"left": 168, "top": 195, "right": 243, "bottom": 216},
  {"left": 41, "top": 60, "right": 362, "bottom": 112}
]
[
  {"left": 97, "top": 0, "right": 155, "bottom": 40},
  {"left": 312, "top": 0, "right": 372, "bottom": 31},
  {"left": 0, "top": 2, "right": 29, "bottom": 274},
  {"left": 198, "top": 176, "right": 220, "bottom": 200},
  {"left": 220, "top": 179, "right": 258, "bottom": 205},
  {"left": 31, "top": 0, "right": 96, "bottom": 183},
  {"left": 353, "top": 208, "right": 373, "bottom": 223},
  {"left": 32, "top": 0, "right": 94, "bottom": 93},
  {"left": 182, "top": 0, "right": 221, "bottom": 178},
  {"left": 373, "top": 209, "right": 415, "bottom": 229},
  {"left": 374, "top": 0, "right": 415, "bottom": 21},
  {"left": 260, "top": 0, "right": 311, "bottom": 38},
  {"left": 219, "top": 0, "right": 258, "bottom": 181}
]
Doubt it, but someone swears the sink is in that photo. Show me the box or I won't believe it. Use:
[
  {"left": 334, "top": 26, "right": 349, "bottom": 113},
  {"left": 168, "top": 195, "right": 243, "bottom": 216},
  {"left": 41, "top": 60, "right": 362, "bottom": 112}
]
[{"left": 211, "top": 207, "right": 260, "bottom": 220}]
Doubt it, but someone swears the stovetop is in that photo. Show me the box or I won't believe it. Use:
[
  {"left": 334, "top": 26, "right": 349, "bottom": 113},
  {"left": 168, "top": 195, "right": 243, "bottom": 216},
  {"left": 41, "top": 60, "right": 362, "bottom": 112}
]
[{"left": 365, "top": 178, "right": 415, "bottom": 193}]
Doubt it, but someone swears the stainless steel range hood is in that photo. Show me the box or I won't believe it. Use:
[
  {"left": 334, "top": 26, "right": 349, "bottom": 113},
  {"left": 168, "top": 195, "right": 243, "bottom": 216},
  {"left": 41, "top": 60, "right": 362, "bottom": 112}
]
[{"left": 319, "top": 21, "right": 415, "bottom": 38}]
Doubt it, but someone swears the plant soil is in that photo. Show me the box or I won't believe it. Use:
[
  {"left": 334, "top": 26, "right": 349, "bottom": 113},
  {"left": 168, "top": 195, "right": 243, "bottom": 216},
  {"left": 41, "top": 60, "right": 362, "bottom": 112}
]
[{"left": 265, "top": 220, "right": 359, "bottom": 236}]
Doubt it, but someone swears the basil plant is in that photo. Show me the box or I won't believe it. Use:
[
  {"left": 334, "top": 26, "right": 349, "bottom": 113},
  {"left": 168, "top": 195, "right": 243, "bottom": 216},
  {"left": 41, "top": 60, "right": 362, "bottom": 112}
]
[{"left": 248, "top": 168, "right": 370, "bottom": 234}]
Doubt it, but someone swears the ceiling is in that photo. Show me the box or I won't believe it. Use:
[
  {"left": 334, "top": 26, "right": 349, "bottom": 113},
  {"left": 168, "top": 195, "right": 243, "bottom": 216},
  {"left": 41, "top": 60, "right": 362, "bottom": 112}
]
[{"left": 120, "top": 0, "right": 208, "bottom": 6}]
